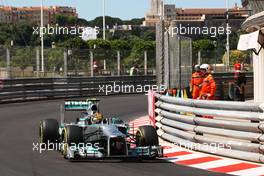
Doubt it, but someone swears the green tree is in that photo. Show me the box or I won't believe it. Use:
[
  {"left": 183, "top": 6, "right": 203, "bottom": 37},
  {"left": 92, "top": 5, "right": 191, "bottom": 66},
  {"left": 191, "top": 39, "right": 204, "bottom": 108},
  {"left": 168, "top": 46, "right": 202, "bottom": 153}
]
[
  {"left": 55, "top": 14, "right": 78, "bottom": 26},
  {"left": 61, "top": 37, "right": 88, "bottom": 49},
  {"left": 12, "top": 47, "right": 33, "bottom": 76},
  {"left": 123, "top": 18, "right": 145, "bottom": 25},
  {"left": 87, "top": 39, "right": 111, "bottom": 49},
  {"left": 124, "top": 39, "right": 155, "bottom": 67},
  {"left": 55, "top": 15, "right": 67, "bottom": 26},
  {"left": 89, "top": 16, "right": 123, "bottom": 28},
  {"left": 110, "top": 39, "right": 131, "bottom": 50},
  {"left": 193, "top": 39, "right": 217, "bottom": 64},
  {"left": 77, "top": 18, "right": 90, "bottom": 26},
  {"left": 67, "top": 16, "right": 78, "bottom": 26},
  {"left": 193, "top": 39, "right": 216, "bottom": 51},
  {"left": 0, "top": 24, "right": 12, "bottom": 45},
  {"left": 142, "top": 31, "right": 155, "bottom": 41},
  {"left": 222, "top": 50, "right": 247, "bottom": 65},
  {"left": 46, "top": 48, "right": 64, "bottom": 72}
]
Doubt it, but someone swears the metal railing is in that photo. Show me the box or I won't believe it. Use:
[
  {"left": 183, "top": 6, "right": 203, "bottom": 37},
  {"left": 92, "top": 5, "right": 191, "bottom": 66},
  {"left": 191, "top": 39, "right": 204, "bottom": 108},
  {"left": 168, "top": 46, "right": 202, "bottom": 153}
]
[
  {"left": 152, "top": 93, "right": 264, "bottom": 163},
  {"left": 0, "top": 76, "right": 156, "bottom": 103},
  {"left": 0, "top": 72, "right": 254, "bottom": 103}
]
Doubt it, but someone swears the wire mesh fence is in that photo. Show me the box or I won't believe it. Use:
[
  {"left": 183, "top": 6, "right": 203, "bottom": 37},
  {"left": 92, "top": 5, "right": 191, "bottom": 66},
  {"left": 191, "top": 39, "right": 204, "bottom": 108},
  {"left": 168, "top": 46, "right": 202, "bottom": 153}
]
[
  {"left": 0, "top": 46, "right": 156, "bottom": 78},
  {"left": 156, "top": 20, "right": 165, "bottom": 87},
  {"left": 0, "top": 46, "right": 6, "bottom": 71},
  {"left": 167, "top": 35, "right": 192, "bottom": 89},
  {"left": 156, "top": 19, "right": 193, "bottom": 90}
]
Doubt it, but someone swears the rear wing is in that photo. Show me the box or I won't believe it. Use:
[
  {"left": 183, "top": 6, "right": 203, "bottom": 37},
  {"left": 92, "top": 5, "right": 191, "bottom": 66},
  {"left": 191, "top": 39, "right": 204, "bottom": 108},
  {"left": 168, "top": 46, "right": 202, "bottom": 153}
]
[
  {"left": 64, "top": 101, "right": 90, "bottom": 111},
  {"left": 86, "top": 98, "right": 100, "bottom": 106},
  {"left": 86, "top": 98, "right": 100, "bottom": 102},
  {"left": 60, "top": 99, "right": 100, "bottom": 124}
]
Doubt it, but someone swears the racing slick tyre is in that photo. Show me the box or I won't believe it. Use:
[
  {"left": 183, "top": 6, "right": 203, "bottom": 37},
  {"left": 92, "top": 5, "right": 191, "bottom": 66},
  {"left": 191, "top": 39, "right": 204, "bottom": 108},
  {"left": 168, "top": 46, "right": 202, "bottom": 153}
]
[
  {"left": 39, "top": 119, "right": 59, "bottom": 144},
  {"left": 64, "top": 126, "right": 83, "bottom": 145},
  {"left": 136, "top": 125, "right": 159, "bottom": 147},
  {"left": 62, "top": 126, "right": 83, "bottom": 158}
]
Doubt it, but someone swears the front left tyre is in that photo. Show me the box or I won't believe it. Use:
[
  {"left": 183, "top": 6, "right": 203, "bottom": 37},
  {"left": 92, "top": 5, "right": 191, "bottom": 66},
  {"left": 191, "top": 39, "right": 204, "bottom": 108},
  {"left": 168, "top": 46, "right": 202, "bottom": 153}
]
[
  {"left": 136, "top": 125, "right": 159, "bottom": 147},
  {"left": 62, "top": 126, "right": 83, "bottom": 158},
  {"left": 63, "top": 126, "right": 83, "bottom": 145}
]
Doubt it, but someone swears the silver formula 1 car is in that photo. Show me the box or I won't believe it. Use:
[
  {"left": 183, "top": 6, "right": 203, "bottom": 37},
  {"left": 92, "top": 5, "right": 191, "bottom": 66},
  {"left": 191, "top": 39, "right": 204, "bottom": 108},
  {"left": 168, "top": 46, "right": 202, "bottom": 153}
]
[{"left": 39, "top": 99, "right": 163, "bottom": 160}]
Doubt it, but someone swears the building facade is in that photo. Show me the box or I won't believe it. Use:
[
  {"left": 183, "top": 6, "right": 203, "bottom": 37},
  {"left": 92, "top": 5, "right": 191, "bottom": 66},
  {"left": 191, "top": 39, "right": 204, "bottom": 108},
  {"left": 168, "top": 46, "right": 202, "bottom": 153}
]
[
  {"left": 241, "top": 0, "right": 264, "bottom": 31},
  {"left": 143, "top": 0, "right": 248, "bottom": 29},
  {"left": 242, "top": 0, "right": 264, "bottom": 14},
  {"left": 143, "top": 0, "right": 163, "bottom": 26},
  {"left": 0, "top": 6, "right": 78, "bottom": 25}
]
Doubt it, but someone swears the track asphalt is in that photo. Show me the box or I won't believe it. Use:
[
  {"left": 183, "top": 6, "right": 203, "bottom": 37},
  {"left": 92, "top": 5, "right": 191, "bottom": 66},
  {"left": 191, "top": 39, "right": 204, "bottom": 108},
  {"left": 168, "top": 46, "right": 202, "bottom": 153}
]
[{"left": 0, "top": 95, "right": 228, "bottom": 176}]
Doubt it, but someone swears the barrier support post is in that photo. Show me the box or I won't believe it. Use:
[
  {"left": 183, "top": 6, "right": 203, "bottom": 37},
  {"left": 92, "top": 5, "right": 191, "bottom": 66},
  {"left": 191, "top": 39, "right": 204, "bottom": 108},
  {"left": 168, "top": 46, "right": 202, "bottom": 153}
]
[
  {"left": 90, "top": 51, "right": 94, "bottom": 77},
  {"left": 148, "top": 90, "right": 156, "bottom": 127}
]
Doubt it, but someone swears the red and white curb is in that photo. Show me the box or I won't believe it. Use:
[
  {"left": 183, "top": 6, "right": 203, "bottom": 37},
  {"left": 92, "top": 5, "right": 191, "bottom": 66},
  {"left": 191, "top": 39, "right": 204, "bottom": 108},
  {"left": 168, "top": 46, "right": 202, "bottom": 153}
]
[{"left": 129, "top": 116, "right": 264, "bottom": 176}]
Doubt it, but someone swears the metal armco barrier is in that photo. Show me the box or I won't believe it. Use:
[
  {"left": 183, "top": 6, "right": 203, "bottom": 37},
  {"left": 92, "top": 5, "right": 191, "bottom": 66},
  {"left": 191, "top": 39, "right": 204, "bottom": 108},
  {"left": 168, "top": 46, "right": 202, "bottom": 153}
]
[
  {"left": 0, "top": 72, "right": 254, "bottom": 103},
  {"left": 0, "top": 76, "right": 156, "bottom": 103},
  {"left": 153, "top": 93, "right": 264, "bottom": 163}
]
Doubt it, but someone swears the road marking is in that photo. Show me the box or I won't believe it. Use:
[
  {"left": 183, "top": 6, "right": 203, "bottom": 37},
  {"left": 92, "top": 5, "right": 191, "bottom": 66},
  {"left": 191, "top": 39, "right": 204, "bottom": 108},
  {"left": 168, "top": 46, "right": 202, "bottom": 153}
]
[
  {"left": 170, "top": 153, "right": 206, "bottom": 162},
  {"left": 190, "top": 159, "right": 240, "bottom": 170},
  {"left": 229, "top": 166, "right": 264, "bottom": 176},
  {"left": 176, "top": 156, "right": 221, "bottom": 165},
  {"left": 164, "top": 151, "right": 192, "bottom": 158},
  {"left": 208, "top": 163, "right": 261, "bottom": 173}
]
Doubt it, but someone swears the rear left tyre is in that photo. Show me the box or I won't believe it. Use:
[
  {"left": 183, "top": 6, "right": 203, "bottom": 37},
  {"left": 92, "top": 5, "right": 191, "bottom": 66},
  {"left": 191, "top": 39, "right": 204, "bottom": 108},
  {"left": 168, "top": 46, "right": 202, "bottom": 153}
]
[{"left": 39, "top": 119, "right": 59, "bottom": 144}]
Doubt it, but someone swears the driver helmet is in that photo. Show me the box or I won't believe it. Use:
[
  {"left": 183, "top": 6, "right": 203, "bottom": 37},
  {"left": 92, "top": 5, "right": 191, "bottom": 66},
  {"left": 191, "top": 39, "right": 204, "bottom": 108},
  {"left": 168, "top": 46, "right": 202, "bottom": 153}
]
[
  {"left": 91, "top": 112, "right": 103, "bottom": 124},
  {"left": 90, "top": 104, "right": 98, "bottom": 113}
]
